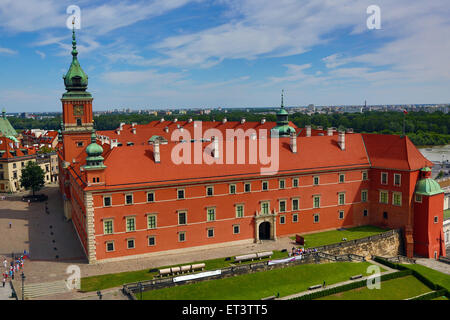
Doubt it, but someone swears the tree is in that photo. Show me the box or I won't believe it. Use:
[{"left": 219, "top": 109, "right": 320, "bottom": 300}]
[{"left": 20, "top": 161, "right": 45, "bottom": 196}]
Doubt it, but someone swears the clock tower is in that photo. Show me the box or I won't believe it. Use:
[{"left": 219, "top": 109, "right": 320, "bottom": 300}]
[{"left": 61, "top": 25, "right": 94, "bottom": 164}]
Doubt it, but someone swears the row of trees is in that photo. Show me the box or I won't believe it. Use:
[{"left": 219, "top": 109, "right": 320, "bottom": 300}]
[{"left": 8, "top": 110, "right": 450, "bottom": 146}]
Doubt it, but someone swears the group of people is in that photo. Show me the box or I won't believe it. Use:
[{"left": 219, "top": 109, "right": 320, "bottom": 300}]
[
  {"left": 2, "top": 251, "right": 28, "bottom": 288},
  {"left": 289, "top": 247, "right": 318, "bottom": 257}
]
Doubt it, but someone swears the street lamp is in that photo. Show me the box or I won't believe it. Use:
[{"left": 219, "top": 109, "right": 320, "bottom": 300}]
[
  {"left": 21, "top": 272, "right": 25, "bottom": 300},
  {"left": 138, "top": 282, "right": 143, "bottom": 301}
]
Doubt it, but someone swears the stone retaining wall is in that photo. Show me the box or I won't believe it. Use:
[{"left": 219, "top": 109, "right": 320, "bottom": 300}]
[{"left": 314, "top": 229, "right": 403, "bottom": 259}]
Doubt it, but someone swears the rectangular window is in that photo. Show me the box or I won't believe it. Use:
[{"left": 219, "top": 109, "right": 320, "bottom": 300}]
[
  {"left": 126, "top": 217, "right": 136, "bottom": 232},
  {"left": 262, "top": 181, "right": 268, "bottom": 191},
  {"left": 127, "top": 239, "right": 135, "bottom": 249},
  {"left": 338, "top": 193, "right": 345, "bottom": 205},
  {"left": 279, "top": 200, "right": 286, "bottom": 213},
  {"left": 383, "top": 212, "right": 388, "bottom": 220},
  {"left": 125, "top": 194, "right": 133, "bottom": 205},
  {"left": 415, "top": 194, "right": 422, "bottom": 203},
  {"left": 233, "top": 225, "right": 240, "bottom": 234},
  {"left": 292, "top": 198, "right": 299, "bottom": 211},
  {"left": 147, "top": 215, "right": 157, "bottom": 229},
  {"left": 178, "top": 232, "right": 186, "bottom": 242},
  {"left": 178, "top": 212, "right": 187, "bottom": 225},
  {"left": 363, "top": 209, "right": 368, "bottom": 217},
  {"left": 313, "top": 196, "right": 320, "bottom": 208},
  {"left": 394, "top": 174, "right": 401, "bottom": 186},
  {"left": 280, "top": 215, "right": 286, "bottom": 224},
  {"left": 177, "top": 189, "right": 185, "bottom": 199},
  {"left": 244, "top": 183, "right": 251, "bottom": 193},
  {"left": 147, "top": 192, "right": 154, "bottom": 202},
  {"left": 339, "top": 210, "right": 344, "bottom": 220},
  {"left": 393, "top": 192, "right": 402, "bottom": 206},
  {"left": 229, "top": 184, "right": 236, "bottom": 194},
  {"left": 314, "top": 214, "right": 320, "bottom": 223},
  {"left": 207, "top": 228, "right": 214, "bottom": 238},
  {"left": 106, "top": 241, "right": 114, "bottom": 252},
  {"left": 103, "top": 220, "right": 113, "bottom": 234},
  {"left": 148, "top": 236, "right": 155, "bottom": 246},
  {"left": 236, "top": 205, "right": 244, "bottom": 218},
  {"left": 339, "top": 174, "right": 345, "bottom": 183},
  {"left": 381, "top": 172, "right": 388, "bottom": 185},
  {"left": 379, "top": 191, "right": 388, "bottom": 204},
  {"left": 292, "top": 214, "right": 298, "bottom": 223},
  {"left": 261, "top": 202, "right": 270, "bottom": 215},
  {"left": 434, "top": 216, "right": 438, "bottom": 224},
  {"left": 103, "top": 196, "right": 112, "bottom": 207},
  {"left": 293, "top": 178, "right": 299, "bottom": 188},
  {"left": 206, "top": 186, "right": 214, "bottom": 196},
  {"left": 279, "top": 179, "right": 285, "bottom": 189},
  {"left": 362, "top": 171, "right": 368, "bottom": 181},
  {"left": 313, "top": 176, "right": 320, "bottom": 185},
  {"left": 207, "top": 208, "right": 216, "bottom": 221},
  {"left": 361, "top": 190, "right": 368, "bottom": 202}
]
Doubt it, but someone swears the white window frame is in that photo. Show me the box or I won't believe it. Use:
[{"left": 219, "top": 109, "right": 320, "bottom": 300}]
[
  {"left": 229, "top": 184, "right": 236, "bottom": 194},
  {"left": 379, "top": 190, "right": 389, "bottom": 204},
  {"left": 313, "top": 195, "right": 321, "bottom": 208},
  {"left": 279, "top": 199, "right": 287, "bottom": 213},
  {"left": 394, "top": 173, "right": 401, "bottom": 187},
  {"left": 106, "top": 241, "right": 115, "bottom": 252},
  {"left": 148, "top": 236, "right": 156, "bottom": 246},
  {"left": 279, "top": 179, "right": 286, "bottom": 189},
  {"left": 339, "top": 210, "right": 344, "bottom": 220},
  {"left": 292, "top": 177, "right": 299, "bottom": 188},
  {"left": 103, "top": 219, "right": 114, "bottom": 235},
  {"left": 338, "top": 192, "right": 345, "bottom": 205},
  {"left": 361, "top": 190, "right": 368, "bottom": 203},
  {"left": 392, "top": 192, "right": 402, "bottom": 206},
  {"left": 313, "top": 176, "right": 320, "bottom": 186},
  {"left": 313, "top": 213, "right": 320, "bottom": 223},
  {"left": 292, "top": 213, "right": 298, "bottom": 223},
  {"left": 103, "top": 196, "right": 112, "bottom": 207},
  {"left": 125, "top": 216, "right": 136, "bottom": 232},
  {"left": 381, "top": 172, "right": 388, "bottom": 185},
  {"left": 147, "top": 192, "right": 155, "bottom": 203},
  {"left": 125, "top": 193, "right": 134, "bottom": 205},
  {"left": 147, "top": 214, "right": 157, "bottom": 229},
  {"left": 177, "top": 188, "right": 185, "bottom": 200}
]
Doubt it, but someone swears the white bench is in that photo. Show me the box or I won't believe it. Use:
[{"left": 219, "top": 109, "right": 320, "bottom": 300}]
[
  {"left": 180, "top": 265, "right": 191, "bottom": 273},
  {"left": 256, "top": 251, "right": 273, "bottom": 259},
  {"left": 159, "top": 268, "right": 171, "bottom": 277},
  {"left": 235, "top": 253, "right": 258, "bottom": 263},
  {"left": 191, "top": 263, "right": 205, "bottom": 271}
]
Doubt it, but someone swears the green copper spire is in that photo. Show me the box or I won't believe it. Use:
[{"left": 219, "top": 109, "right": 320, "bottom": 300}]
[
  {"left": 415, "top": 167, "right": 443, "bottom": 196},
  {"left": 63, "top": 21, "right": 89, "bottom": 93},
  {"left": 272, "top": 90, "right": 295, "bottom": 137}
]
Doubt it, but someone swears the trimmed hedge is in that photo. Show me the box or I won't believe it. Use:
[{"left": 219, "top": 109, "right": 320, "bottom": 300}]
[
  {"left": 373, "top": 256, "right": 450, "bottom": 300},
  {"left": 410, "top": 289, "right": 447, "bottom": 300},
  {"left": 289, "top": 270, "right": 411, "bottom": 300}
]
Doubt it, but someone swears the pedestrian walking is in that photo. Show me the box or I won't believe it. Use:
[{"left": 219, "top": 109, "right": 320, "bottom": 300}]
[
  {"left": 3, "top": 259, "right": 7, "bottom": 269},
  {"left": 8, "top": 222, "right": 11, "bottom": 229},
  {"left": 2, "top": 277, "right": 5, "bottom": 288}
]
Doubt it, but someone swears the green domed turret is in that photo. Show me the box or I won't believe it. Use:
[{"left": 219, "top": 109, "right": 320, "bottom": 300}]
[
  {"left": 415, "top": 167, "right": 443, "bottom": 196},
  {"left": 272, "top": 90, "right": 296, "bottom": 137},
  {"left": 84, "top": 130, "right": 106, "bottom": 170}
]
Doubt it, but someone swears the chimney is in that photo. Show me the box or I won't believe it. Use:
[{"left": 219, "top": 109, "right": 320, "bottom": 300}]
[
  {"left": 327, "top": 127, "right": 333, "bottom": 136},
  {"left": 164, "top": 127, "right": 169, "bottom": 133},
  {"left": 317, "top": 126, "right": 323, "bottom": 130},
  {"left": 338, "top": 131, "right": 345, "bottom": 150},
  {"left": 261, "top": 118, "right": 266, "bottom": 124},
  {"left": 222, "top": 118, "right": 227, "bottom": 124},
  {"left": 305, "top": 125, "right": 311, "bottom": 137},
  {"left": 111, "top": 139, "right": 118, "bottom": 149},
  {"left": 131, "top": 122, "right": 137, "bottom": 128},
  {"left": 116, "top": 129, "right": 121, "bottom": 135},
  {"left": 119, "top": 122, "right": 125, "bottom": 130},
  {"left": 346, "top": 128, "right": 354, "bottom": 134},
  {"left": 188, "top": 118, "right": 193, "bottom": 123},
  {"left": 290, "top": 132, "right": 297, "bottom": 153},
  {"left": 154, "top": 142, "right": 160, "bottom": 163},
  {"left": 173, "top": 118, "right": 178, "bottom": 123},
  {"left": 132, "top": 128, "right": 136, "bottom": 134},
  {"left": 160, "top": 118, "right": 165, "bottom": 123},
  {"left": 240, "top": 118, "right": 246, "bottom": 124},
  {"left": 212, "top": 136, "right": 219, "bottom": 158}
]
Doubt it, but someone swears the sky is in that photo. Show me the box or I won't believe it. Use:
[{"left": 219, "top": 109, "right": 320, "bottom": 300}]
[{"left": 0, "top": 0, "right": 449, "bottom": 112}]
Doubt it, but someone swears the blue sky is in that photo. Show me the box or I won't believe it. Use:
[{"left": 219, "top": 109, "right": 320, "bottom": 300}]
[{"left": 0, "top": 0, "right": 449, "bottom": 112}]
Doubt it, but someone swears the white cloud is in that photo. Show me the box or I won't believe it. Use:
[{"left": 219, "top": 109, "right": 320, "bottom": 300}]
[
  {"left": 35, "top": 50, "right": 46, "bottom": 59},
  {"left": 0, "top": 47, "right": 18, "bottom": 55}
]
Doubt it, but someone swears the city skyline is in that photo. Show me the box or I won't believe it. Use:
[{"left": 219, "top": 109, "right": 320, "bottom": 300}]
[{"left": 0, "top": 0, "right": 450, "bottom": 112}]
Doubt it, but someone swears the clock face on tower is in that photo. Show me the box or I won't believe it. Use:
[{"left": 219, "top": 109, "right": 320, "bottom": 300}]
[{"left": 73, "top": 105, "right": 84, "bottom": 116}]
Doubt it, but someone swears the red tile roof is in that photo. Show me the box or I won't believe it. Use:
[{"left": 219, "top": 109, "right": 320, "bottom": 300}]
[{"left": 361, "top": 134, "right": 433, "bottom": 170}]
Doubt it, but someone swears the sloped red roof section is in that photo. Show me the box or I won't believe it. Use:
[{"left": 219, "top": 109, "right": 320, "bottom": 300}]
[{"left": 361, "top": 133, "right": 433, "bottom": 170}]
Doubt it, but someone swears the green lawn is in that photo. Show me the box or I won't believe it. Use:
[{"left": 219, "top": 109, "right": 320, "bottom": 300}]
[
  {"left": 140, "top": 261, "right": 378, "bottom": 300},
  {"left": 81, "top": 250, "right": 288, "bottom": 292},
  {"left": 444, "top": 209, "right": 450, "bottom": 221},
  {"left": 400, "top": 263, "right": 450, "bottom": 291},
  {"left": 291, "top": 225, "right": 389, "bottom": 248},
  {"left": 318, "top": 275, "right": 432, "bottom": 300}
]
